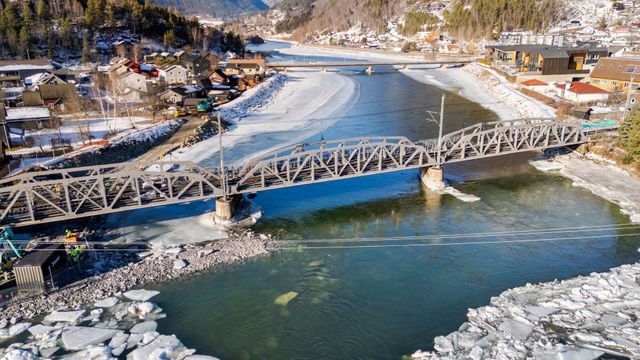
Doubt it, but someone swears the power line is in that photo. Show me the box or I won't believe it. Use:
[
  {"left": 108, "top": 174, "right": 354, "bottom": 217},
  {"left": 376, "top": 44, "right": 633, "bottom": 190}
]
[
  {"left": 277, "top": 223, "right": 640, "bottom": 244},
  {"left": 278, "top": 232, "right": 640, "bottom": 251}
]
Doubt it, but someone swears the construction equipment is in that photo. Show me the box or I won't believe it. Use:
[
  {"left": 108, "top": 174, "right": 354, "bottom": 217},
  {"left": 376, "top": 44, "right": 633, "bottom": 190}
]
[
  {"left": 64, "top": 230, "right": 86, "bottom": 263},
  {"left": 1, "top": 227, "right": 22, "bottom": 289},
  {"left": 173, "top": 108, "right": 188, "bottom": 118},
  {"left": 1, "top": 227, "right": 22, "bottom": 267}
]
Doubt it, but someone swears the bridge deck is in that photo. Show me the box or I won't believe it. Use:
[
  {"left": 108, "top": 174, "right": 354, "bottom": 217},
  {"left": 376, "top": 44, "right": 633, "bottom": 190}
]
[
  {"left": 266, "top": 58, "right": 481, "bottom": 68},
  {"left": 0, "top": 119, "right": 617, "bottom": 227}
]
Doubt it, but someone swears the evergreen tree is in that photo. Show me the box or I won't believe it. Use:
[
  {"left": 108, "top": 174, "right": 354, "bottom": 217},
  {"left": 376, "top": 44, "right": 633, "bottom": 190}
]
[
  {"left": 597, "top": 15, "right": 607, "bottom": 30},
  {"left": 105, "top": 3, "right": 114, "bottom": 27},
  {"left": 60, "top": 16, "right": 72, "bottom": 48},
  {"left": 163, "top": 29, "right": 175, "bottom": 50},
  {"left": 19, "top": 1, "right": 33, "bottom": 57},
  {"left": 81, "top": 36, "right": 91, "bottom": 63},
  {"left": 620, "top": 104, "right": 640, "bottom": 160}
]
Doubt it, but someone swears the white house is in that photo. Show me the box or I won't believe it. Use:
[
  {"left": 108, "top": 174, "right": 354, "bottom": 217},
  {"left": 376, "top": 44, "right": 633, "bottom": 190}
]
[
  {"left": 158, "top": 65, "right": 190, "bottom": 85},
  {"left": 120, "top": 72, "right": 149, "bottom": 92},
  {"left": 555, "top": 82, "right": 610, "bottom": 104}
]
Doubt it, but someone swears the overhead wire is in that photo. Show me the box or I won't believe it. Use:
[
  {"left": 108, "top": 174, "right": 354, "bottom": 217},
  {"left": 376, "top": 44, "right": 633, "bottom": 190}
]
[
  {"left": 8, "top": 224, "right": 640, "bottom": 252},
  {"left": 278, "top": 232, "right": 640, "bottom": 251}
]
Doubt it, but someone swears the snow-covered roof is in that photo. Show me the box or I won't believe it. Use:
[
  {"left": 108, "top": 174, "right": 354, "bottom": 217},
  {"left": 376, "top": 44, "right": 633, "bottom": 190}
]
[
  {"left": 0, "top": 64, "right": 52, "bottom": 72},
  {"left": 5, "top": 107, "right": 51, "bottom": 121}
]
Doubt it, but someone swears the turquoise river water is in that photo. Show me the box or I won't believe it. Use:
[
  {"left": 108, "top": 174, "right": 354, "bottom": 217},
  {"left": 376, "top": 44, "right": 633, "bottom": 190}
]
[{"left": 141, "top": 43, "right": 638, "bottom": 359}]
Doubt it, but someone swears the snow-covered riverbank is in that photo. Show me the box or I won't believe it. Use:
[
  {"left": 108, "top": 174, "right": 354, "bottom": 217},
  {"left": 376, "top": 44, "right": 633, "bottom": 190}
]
[
  {"left": 531, "top": 151, "right": 640, "bottom": 223},
  {"left": 401, "top": 64, "right": 556, "bottom": 120},
  {"left": 412, "top": 261, "right": 640, "bottom": 359},
  {"left": 266, "top": 42, "right": 553, "bottom": 122},
  {"left": 170, "top": 69, "right": 357, "bottom": 166}
]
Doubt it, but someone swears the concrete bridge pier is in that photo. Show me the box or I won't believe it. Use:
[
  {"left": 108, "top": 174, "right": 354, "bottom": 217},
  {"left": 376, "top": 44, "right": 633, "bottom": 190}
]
[
  {"left": 420, "top": 167, "right": 445, "bottom": 191},
  {"left": 214, "top": 195, "right": 242, "bottom": 223},
  {"left": 365, "top": 66, "right": 374, "bottom": 75}
]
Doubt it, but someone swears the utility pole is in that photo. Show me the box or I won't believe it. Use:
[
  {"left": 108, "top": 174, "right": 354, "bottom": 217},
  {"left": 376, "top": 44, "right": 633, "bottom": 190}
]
[
  {"left": 217, "top": 113, "right": 227, "bottom": 200},
  {"left": 438, "top": 93, "right": 445, "bottom": 167},
  {"left": 624, "top": 76, "right": 635, "bottom": 120}
]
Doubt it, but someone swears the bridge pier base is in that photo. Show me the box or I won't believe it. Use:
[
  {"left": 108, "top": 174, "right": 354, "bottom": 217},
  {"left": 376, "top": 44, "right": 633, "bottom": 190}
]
[
  {"left": 214, "top": 195, "right": 241, "bottom": 223},
  {"left": 420, "top": 167, "right": 445, "bottom": 191}
]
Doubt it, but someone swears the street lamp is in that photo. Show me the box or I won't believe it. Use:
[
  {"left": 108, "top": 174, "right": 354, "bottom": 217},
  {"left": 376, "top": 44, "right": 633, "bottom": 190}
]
[
  {"left": 425, "top": 94, "right": 446, "bottom": 167},
  {"left": 217, "top": 113, "right": 228, "bottom": 200}
]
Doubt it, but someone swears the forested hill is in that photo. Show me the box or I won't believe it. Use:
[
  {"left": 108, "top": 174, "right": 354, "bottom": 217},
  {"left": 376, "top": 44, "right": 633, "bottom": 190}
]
[
  {"left": 271, "top": 0, "right": 563, "bottom": 40},
  {"left": 0, "top": 0, "right": 245, "bottom": 60},
  {"left": 151, "top": 0, "right": 269, "bottom": 18}
]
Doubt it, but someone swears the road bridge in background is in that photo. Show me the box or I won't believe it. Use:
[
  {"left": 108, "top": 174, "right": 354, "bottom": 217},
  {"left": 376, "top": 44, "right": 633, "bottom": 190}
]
[
  {"left": 0, "top": 119, "right": 617, "bottom": 227},
  {"left": 266, "top": 57, "right": 482, "bottom": 73}
]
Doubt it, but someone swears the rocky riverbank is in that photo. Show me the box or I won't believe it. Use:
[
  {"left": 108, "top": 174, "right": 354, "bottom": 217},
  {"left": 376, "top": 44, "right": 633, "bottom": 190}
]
[
  {"left": 0, "top": 288, "right": 221, "bottom": 359},
  {"left": 412, "top": 261, "right": 640, "bottom": 359},
  {"left": 0, "top": 229, "right": 277, "bottom": 324}
]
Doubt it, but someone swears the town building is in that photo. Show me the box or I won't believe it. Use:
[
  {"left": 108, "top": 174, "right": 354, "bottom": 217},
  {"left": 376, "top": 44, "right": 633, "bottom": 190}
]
[
  {"left": 486, "top": 45, "right": 608, "bottom": 83},
  {"left": 0, "top": 59, "right": 53, "bottom": 87},
  {"left": 555, "top": 82, "right": 610, "bottom": 104},
  {"left": 224, "top": 59, "right": 266, "bottom": 76},
  {"left": 589, "top": 57, "right": 640, "bottom": 92},
  {"left": 158, "top": 65, "right": 190, "bottom": 85},
  {"left": 181, "top": 54, "right": 212, "bottom": 77},
  {"left": 159, "top": 85, "right": 205, "bottom": 104}
]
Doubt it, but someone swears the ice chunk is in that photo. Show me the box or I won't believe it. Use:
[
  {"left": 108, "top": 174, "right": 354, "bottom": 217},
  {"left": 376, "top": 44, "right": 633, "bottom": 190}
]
[
  {"left": 127, "top": 335, "right": 188, "bottom": 360},
  {"left": 173, "top": 259, "right": 188, "bottom": 270},
  {"left": 94, "top": 297, "right": 119, "bottom": 308},
  {"left": 128, "top": 302, "right": 158, "bottom": 317},
  {"left": 123, "top": 289, "right": 160, "bottom": 301},
  {"left": 3, "top": 322, "right": 31, "bottom": 337},
  {"left": 39, "top": 347, "right": 59, "bottom": 358},
  {"left": 499, "top": 318, "right": 532, "bottom": 339},
  {"left": 27, "top": 324, "right": 55, "bottom": 337},
  {"left": 108, "top": 331, "right": 129, "bottom": 348},
  {"left": 558, "top": 348, "right": 604, "bottom": 360},
  {"left": 129, "top": 321, "right": 158, "bottom": 334},
  {"left": 43, "top": 310, "right": 85, "bottom": 324},
  {"left": 274, "top": 292, "right": 298, "bottom": 306},
  {"left": 1, "top": 349, "right": 37, "bottom": 360},
  {"left": 61, "top": 326, "right": 118, "bottom": 350},
  {"left": 525, "top": 305, "right": 557, "bottom": 318},
  {"left": 62, "top": 345, "right": 112, "bottom": 360}
]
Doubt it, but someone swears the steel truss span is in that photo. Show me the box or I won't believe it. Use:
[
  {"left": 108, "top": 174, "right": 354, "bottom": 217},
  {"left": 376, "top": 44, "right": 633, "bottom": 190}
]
[{"left": 0, "top": 119, "right": 616, "bottom": 227}]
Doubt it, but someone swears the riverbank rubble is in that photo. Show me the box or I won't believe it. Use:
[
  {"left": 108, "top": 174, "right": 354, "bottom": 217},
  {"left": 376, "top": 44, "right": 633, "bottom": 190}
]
[
  {"left": 0, "top": 287, "right": 221, "bottom": 359},
  {"left": 412, "top": 261, "right": 640, "bottom": 359},
  {"left": 0, "top": 229, "right": 277, "bottom": 325}
]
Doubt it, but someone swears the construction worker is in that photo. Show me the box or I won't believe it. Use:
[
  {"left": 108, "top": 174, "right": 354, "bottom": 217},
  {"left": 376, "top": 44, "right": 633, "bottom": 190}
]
[{"left": 66, "top": 229, "right": 72, "bottom": 238}]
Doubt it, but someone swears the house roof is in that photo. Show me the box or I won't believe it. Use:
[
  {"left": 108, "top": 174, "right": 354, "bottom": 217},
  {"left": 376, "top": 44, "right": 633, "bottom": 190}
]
[
  {"left": 0, "top": 59, "right": 52, "bottom": 72},
  {"left": 590, "top": 57, "right": 640, "bottom": 82},
  {"left": 521, "top": 79, "right": 548, "bottom": 86},
  {"left": 556, "top": 82, "right": 609, "bottom": 94},
  {"left": 5, "top": 106, "right": 51, "bottom": 121},
  {"left": 164, "top": 85, "right": 203, "bottom": 97},
  {"left": 227, "top": 59, "right": 266, "bottom": 66}
]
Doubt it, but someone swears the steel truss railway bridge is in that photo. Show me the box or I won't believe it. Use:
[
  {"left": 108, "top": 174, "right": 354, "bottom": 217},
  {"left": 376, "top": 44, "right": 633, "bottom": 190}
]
[{"left": 0, "top": 119, "right": 617, "bottom": 227}]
